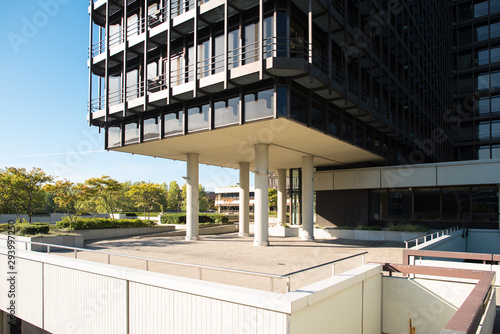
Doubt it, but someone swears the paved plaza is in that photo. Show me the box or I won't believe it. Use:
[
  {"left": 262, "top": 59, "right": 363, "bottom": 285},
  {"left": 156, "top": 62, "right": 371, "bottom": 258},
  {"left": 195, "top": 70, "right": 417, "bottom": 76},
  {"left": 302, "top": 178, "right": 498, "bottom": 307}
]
[
  {"left": 53, "top": 232, "right": 404, "bottom": 292},
  {"left": 43, "top": 232, "right": 500, "bottom": 330}
]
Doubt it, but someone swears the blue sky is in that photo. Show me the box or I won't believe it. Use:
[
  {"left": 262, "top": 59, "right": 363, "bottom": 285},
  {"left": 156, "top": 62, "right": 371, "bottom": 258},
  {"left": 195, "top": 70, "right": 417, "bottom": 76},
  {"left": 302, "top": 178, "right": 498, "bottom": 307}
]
[{"left": 0, "top": 1, "right": 238, "bottom": 190}]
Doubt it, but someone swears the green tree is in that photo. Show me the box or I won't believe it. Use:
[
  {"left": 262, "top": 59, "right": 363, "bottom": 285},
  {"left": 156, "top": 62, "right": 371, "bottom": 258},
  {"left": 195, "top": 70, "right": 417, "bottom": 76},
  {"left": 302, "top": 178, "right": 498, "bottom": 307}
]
[
  {"left": 116, "top": 181, "right": 140, "bottom": 212},
  {"left": 199, "top": 184, "right": 209, "bottom": 212},
  {"left": 181, "top": 183, "right": 209, "bottom": 212},
  {"left": 126, "top": 183, "right": 164, "bottom": 219},
  {"left": 268, "top": 188, "right": 277, "bottom": 211},
  {"left": 44, "top": 180, "right": 86, "bottom": 221},
  {"left": 0, "top": 167, "right": 53, "bottom": 222},
  {"left": 166, "top": 181, "right": 182, "bottom": 212},
  {"left": 80, "top": 176, "right": 122, "bottom": 217}
]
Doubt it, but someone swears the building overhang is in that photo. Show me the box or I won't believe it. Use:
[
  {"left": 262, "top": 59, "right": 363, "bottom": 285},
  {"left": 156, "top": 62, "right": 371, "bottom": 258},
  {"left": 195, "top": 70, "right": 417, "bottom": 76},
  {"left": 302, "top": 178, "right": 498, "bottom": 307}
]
[{"left": 111, "top": 118, "right": 386, "bottom": 171}]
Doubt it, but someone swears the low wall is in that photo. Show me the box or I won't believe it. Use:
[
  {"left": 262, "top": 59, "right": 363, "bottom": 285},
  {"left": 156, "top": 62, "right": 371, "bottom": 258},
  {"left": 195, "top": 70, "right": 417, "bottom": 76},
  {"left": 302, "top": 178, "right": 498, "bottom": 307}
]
[
  {"left": 382, "top": 277, "right": 476, "bottom": 334},
  {"left": 314, "top": 228, "right": 426, "bottom": 242},
  {"left": 76, "top": 225, "right": 176, "bottom": 241},
  {"left": 0, "top": 247, "right": 383, "bottom": 334},
  {"left": 16, "top": 235, "right": 84, "bottom": 251}
]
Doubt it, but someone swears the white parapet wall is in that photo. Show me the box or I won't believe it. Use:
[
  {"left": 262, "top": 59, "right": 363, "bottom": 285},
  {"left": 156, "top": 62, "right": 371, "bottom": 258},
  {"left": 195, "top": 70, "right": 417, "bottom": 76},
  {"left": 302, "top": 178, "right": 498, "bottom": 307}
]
[{"left": 0, "top": 247, "right": 383, "bottom": 334}]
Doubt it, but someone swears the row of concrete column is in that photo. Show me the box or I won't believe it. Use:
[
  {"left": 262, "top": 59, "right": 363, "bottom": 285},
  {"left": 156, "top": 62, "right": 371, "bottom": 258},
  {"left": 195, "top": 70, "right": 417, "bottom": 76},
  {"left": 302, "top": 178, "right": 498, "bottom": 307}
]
[{"left": 185, "top": 144, "right": 315, "bottom": 246}]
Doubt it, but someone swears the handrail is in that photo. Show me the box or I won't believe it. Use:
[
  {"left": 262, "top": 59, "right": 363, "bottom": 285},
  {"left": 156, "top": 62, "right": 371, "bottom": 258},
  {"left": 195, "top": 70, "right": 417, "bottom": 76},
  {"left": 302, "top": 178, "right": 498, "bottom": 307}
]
[
  {"left": 381, "top": 263, "right": 495, "bottom": 334},
  {"left": 404, "top": 226, "right": 460, "bottom": 249},
  {"left": 0, "top": 236, "right": 366, "bottom": 293}
]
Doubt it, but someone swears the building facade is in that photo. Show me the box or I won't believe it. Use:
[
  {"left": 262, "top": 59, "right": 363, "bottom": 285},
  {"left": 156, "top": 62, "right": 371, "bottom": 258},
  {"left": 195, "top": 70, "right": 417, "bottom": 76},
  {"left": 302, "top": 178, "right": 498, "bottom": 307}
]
[{"left": 88, "top": 0, "right": 499, "bottom": 243}]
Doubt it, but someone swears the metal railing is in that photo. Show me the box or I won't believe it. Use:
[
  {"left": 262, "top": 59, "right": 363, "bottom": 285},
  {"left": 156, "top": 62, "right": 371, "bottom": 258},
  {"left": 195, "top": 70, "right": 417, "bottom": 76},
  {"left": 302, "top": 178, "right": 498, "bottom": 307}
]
[
  {"left": 3, "top": 237, "right": 367, "bottom": 293},
  {"left": 90, "top": 39, "right": 363, "bottom": 111},
  {"left": 404, "top": 226, "right": 460, "bottom": 249},
  {"left": 171, "top": 0, "right": 196, "bottom": 18}
]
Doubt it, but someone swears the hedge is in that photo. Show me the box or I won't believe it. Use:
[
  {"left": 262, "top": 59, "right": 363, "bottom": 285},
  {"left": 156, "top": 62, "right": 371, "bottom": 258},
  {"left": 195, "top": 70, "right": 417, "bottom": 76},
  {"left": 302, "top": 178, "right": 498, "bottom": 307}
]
[
  {"left": 56, "top": 217, "right": 155, "bottom": 230},
  {"left": 160, "top": 213, "right": 228, "bottom": 225},
  {"left": 0, "top": 223, "right": 51, "bottom": 236}
]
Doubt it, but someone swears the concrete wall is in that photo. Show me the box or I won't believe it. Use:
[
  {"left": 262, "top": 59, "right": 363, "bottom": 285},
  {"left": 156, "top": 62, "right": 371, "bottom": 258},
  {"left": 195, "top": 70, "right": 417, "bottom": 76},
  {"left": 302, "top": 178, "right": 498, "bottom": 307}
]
[
  {"left": 0, "top": 247, "right": 383, "bottom": 334},
  {"left": 382, "top": 277, "right": 475, "bottom": 334},
  {"left": 75, "top": 225, "right": 175, "bottom": 241},
  {"left": 313, "top": 228, "right": 426, "bottom": 242},
  {"left": 289, "top": 266, "right": 382, "bottom": 334},
  {"left": 465, "top": 229, "right": 500, "bottom": 254},
  {"left": 316, "top": 190, "right": 369, "bottom": 227},
  {"left": 16, "top": 235, "right": 84, "bottom": 251}
]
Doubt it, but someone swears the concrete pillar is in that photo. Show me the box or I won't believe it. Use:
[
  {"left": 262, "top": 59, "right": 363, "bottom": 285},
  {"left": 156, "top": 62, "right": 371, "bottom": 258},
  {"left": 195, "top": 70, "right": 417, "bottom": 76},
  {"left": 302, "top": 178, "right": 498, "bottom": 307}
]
[
  {"left": 254, "top": 144, "right": 269, "bottom": 246},
  {"left": 498, "top": 184, "right": 500, "bottom": 229},
  {"left": 239, "top": 162, "right": 250, "bottom": 237},
  {"left": 186, "top": 153, "right": 199, "bottom": 241},
  {"left": 301, "top": 155, "right": 314, "bottom": 240},
  {"left": 277, "top": 169, "right": 287, "bottom": 226}
]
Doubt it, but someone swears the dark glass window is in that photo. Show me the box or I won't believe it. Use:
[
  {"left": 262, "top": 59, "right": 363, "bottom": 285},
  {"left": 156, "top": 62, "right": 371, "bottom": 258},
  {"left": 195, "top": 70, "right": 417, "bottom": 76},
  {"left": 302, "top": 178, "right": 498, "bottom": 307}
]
[
  {"left": 311, "top": 104, "right": 324, "bottom": 131},
  {"left": 472, "top": 186, "right": 499, "bottom": 220},
  {"left": 414, "top": 188, "right": 440, "bottom": 220},
  {"left": 328, "top": 110, "right": 340, "bottom": 137},
  {"left": 478, "top": 97, "right": 490, "bottom": 115},
  {"left": 342, "top": 118, "right": 352, "bottom": 143},
  {"left": 370, "top": 189, "right": 386, "bottom": 220},
  {"left": 442, "top": 187, "right": 471, "bottom": 221},
  {"left": 277, "top": 86, "right": 287, "bottom": 116},
  {"left": 388, "top": 189, "right": 412, "bottom": 221},
  {"left": 290, "top": 93, "right": 307, "bottom": 124},
  {"left": 492, "top": 96, "right": 500, "bottom": 114}
]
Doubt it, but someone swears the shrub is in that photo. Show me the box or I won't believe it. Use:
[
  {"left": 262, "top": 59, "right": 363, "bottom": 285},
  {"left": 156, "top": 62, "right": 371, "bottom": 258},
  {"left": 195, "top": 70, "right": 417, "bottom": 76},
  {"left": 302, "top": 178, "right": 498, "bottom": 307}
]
[
  {"left": 160, "top": 213, "right": 229, "bottom": 225},
  {"left": 16, "top": 223, "right": 50, "bottom": 236},
  {"left": 56, "top": 217, "right": 155, "bottom": 230},
  {"left": 355, "top": 225, "right": 382, "bottom": 231}
]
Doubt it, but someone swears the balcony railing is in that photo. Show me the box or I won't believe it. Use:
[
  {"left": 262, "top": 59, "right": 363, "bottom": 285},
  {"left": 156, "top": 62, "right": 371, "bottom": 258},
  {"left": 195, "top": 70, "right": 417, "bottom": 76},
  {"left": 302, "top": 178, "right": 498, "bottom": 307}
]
[
  {"left": 90, "top": 39, "right": 366, "bottom": 113},
  {"left": 171, "top": 0, "right": 196, "bottom": 18}
]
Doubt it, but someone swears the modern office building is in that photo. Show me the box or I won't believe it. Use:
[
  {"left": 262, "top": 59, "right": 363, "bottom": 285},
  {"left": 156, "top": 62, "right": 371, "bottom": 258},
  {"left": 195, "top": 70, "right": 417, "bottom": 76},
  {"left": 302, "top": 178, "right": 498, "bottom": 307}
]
[{"left": 88, "top": 0, "right": 499, "bottom": 245}]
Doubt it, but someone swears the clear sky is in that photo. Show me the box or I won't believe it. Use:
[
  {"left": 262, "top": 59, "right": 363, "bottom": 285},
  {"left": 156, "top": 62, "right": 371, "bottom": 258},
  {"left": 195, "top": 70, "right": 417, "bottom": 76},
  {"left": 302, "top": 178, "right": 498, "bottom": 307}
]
[{"left": 0, "top": 1, "right": 238, "bottom": 190}]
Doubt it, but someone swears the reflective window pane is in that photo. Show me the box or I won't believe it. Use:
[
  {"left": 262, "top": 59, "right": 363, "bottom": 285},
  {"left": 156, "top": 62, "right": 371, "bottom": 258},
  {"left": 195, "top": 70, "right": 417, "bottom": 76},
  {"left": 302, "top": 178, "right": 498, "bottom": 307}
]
[
  {"left": 214, "top": 97, "right": 239, "bottom": 127},
  {"left": 188, "top": 105, "right": 209, "bottom": 131},
  {"left": 143, "top": 117, "right": 159, "bottom": 141},
  {"left": 245, "top": 88, "right": 274, "bottom": 121},
  {"left": 164, "top": 111, "right": 183, "bottom": 136},
  {"left": 414, "top": 188, "right": 440, "bottom": 220},
  {"left": 388, "top": 189, "right": 412, "bottom": 221},
  {"left": 107, "top": 126, "right": 121, "bottom": 148},
  {"left": 124, "top": 122, "right": 139, "bottom": 145},
  {"left": 442, "top": 187, "right": 471, "bottom": 221}
]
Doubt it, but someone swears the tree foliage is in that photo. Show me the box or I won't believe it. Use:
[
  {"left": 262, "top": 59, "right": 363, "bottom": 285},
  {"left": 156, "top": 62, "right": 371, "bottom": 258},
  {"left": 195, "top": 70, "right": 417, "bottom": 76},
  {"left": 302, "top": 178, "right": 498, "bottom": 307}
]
[
  {"left": 126, "top": 183, "right": 165, "bottom": 219},
  {"left": 80, "top": 176, "right": 122, "bottom": 217},
  {"left": 44, "top": 180, "right": 85, "bottom": 221},
  {"left": 166, "top": 181, "right": 182, "bottom": 212},
  {"left": 268, "top": 188, "right": 278, "bottom": 210},
  {"left": 0, "top": 167, "right": 53, "bottom": 222}
]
